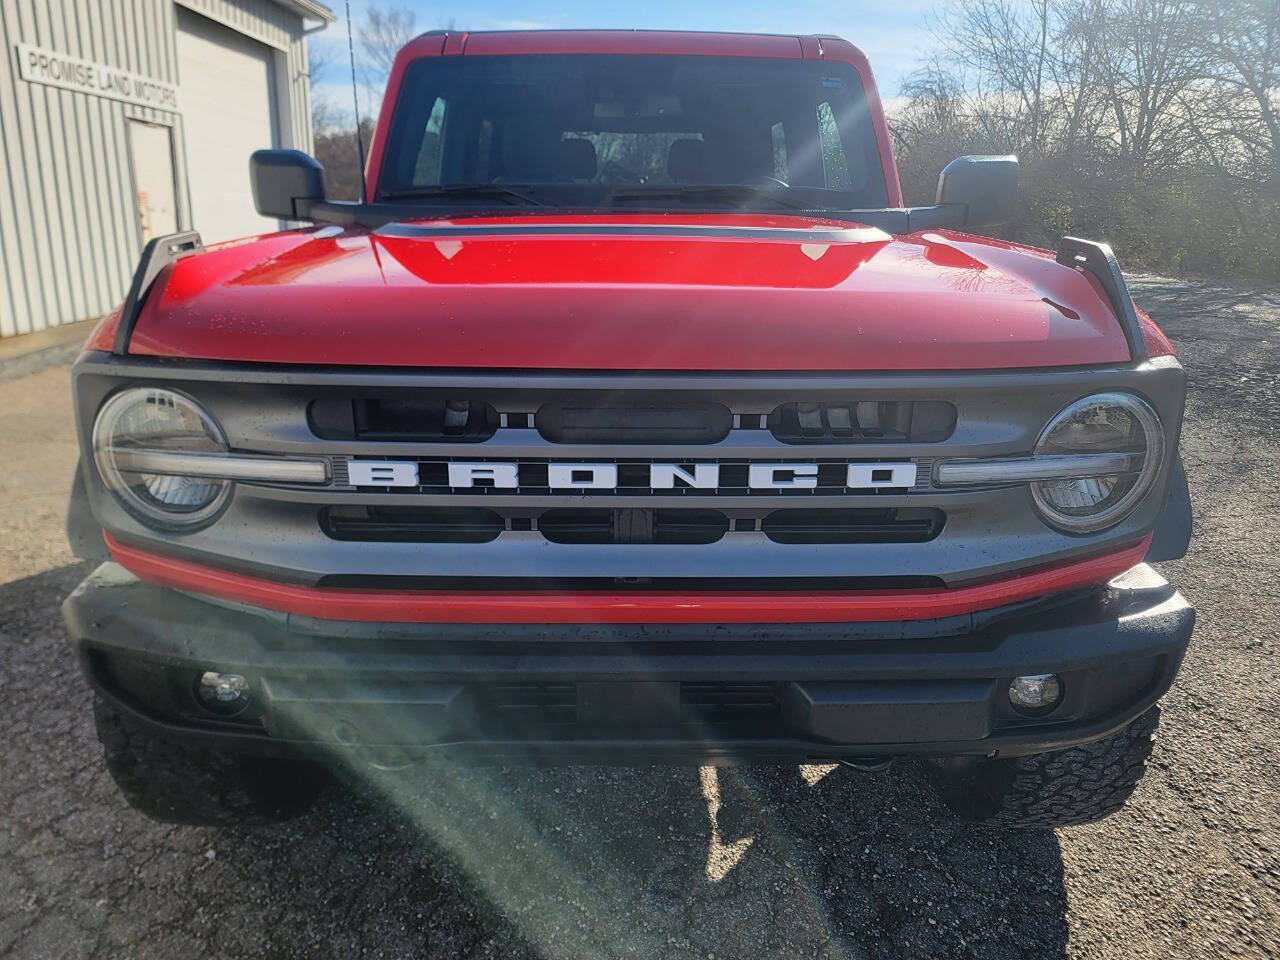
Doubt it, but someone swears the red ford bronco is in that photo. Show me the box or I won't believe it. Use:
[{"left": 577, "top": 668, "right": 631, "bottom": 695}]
[{"left": 64, "top": 30, "right": 1193, "bottom": 828}]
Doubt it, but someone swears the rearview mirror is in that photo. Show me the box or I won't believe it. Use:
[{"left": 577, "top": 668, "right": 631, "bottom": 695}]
[
  {"left": 936, "top": 155, "right": 1019, "bottom": 227},
  {"left": 250, "top": 149, "right": 326, "bottom": 220}
]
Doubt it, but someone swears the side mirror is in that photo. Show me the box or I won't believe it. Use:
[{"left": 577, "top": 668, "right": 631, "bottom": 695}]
[
  {"left": 936, "top": 155, "right": 1018, "bottom": 227},
  {"left": 250, "top": 149, "right": 326, "bottom": 220}
]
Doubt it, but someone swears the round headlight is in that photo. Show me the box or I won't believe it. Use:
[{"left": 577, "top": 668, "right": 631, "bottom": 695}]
[
  {"left": 1031, "top": 392, "right": 1164, "bottom": 533},
  {"left": 92, "top": 388, "right": 231, "bottom": 528}
]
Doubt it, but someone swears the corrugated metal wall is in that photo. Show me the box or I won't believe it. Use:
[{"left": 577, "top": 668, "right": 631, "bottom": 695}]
[{"left": 0, "top": 0, "right": 318, "bottom": 337}]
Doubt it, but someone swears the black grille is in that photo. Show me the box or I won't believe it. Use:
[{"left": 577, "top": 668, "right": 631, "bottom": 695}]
[
  {"left": 479, "top": 683, "right": 577, "bottom": 726},
  {"left": 539, "top": 509, "right": 729, "bottom": 545},
  {"left": 762, "top": 508, "right": 944, "bottom": 544},
  {"left": 769, "top": 400, "right": 955, "bottom": 443},
  {"left": 320, "top": 506, "right": 940, "bottom": 545},
  {"left": 537, "top": 400, "right": 732, "bottom": 443},
  {"left": 681, "top": 682, "right": 779, "bottom": 726},
  {"left": 321, "top": 505, "right": 503, "bottom": 542},
  {"left": 310, "top": 396, "right": 498, "bottom": 441}
]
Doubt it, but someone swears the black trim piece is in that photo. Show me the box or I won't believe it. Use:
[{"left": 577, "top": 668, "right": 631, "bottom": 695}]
[
  {"left": 112, "top": 231, "right": 203, "bottom": 355},
  {"left": 375, "top": 221, "right": 889, "bottom": 243},
  {"left": 1055, "top": 237, "right": 1147, "bottom": 362},
  {"left": 65, "top": 460, "right": 109, "bottom": 561},
  {"left": 71, "top": 349, "right": 1186, "bottom": 389},
  {"left": 1145, "top": 453, "right": 1192, "bottom": 562},
  {"left": 293, "top": 198, "right": 966, "bottom": 233}
]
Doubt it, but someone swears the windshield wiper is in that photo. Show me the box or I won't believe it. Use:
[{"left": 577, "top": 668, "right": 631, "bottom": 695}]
[
  {"left": 380, "top": 184, "right": 544, "bottom": 206},
  {"left": 605, "top": 185, "right": 811, "bottom": 210}
]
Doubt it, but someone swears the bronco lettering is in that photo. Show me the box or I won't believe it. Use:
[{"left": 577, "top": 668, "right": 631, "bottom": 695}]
[{"left": 351, "top": 460, "right": 919, "bottom": 490}]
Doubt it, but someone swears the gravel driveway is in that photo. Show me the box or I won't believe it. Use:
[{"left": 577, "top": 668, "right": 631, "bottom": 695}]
[{"left": 2, "top": 275, "right": 1278, "bottom": 959}]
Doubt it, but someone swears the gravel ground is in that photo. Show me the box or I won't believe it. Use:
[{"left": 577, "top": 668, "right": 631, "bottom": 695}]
[{"left": 2, "top": 275, "right": 1278, "bottom": 960}]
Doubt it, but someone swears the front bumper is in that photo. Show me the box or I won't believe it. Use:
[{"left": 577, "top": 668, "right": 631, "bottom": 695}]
[{"left": 63, "top": 563, "right": 1193, "bottom": 764}]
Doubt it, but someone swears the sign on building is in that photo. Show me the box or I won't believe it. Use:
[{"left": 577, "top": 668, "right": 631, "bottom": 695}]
[{"left": 15, "top": 43, "right": 179, "bottom": 111}]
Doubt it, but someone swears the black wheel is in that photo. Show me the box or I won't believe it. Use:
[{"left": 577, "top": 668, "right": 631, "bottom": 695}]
[
  {"left": 927, "top": 706, "right": 1161, "bottom": 828},
  {"left": 93, "top": 696, "right": 326, "bottom": 826}
]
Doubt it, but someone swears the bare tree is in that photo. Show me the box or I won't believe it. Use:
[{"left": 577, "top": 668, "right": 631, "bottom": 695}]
[
  {"left": 1187, "top": 0, "right": 1280, "bottom": 180},
  {"left": 1085, "top": 0, "right": 1207, "bottom": 174},
  {"left": 896, "top": 0, "right": 1278, "bottom": 278},
  {"left": 932, "top": 0, "right": 1067, "bottom": 154},
  {"left": 358, "top": 4, "right": 418, "bottom": 105}
]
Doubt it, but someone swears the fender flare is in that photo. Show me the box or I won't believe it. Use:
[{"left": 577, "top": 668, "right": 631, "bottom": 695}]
[{"left": 1145, "top": 453, "right": 1192, "bottom": 563}]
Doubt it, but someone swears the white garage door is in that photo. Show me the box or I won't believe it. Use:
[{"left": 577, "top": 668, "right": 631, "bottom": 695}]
[{"left": 176, "top": 8, "right": 281, "bottom": 243}]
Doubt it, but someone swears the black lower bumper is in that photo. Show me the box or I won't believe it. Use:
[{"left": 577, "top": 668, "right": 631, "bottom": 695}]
[{"left": 62, "top": 563, "right": 1194, "bottom": 764}]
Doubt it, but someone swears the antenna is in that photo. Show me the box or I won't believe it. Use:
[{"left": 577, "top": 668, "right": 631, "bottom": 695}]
[{"left": 344, "top": 0, "right": 368, "bottom": 204}]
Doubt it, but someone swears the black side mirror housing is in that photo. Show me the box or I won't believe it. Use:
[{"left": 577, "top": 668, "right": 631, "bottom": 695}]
[
  {"left": 936, "top": 155, "right": 1019, "bottom": 227},
  {"left": 250, "top": 149, "right": 327, "bottom": 220}
]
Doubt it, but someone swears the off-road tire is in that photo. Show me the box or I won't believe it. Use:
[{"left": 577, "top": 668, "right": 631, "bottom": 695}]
[
  {"left": 94, "top": 696, "right": 326, "bottom": 826},
  {"left": 927, "top": 706, "right": 1160, "bottom": 828}
]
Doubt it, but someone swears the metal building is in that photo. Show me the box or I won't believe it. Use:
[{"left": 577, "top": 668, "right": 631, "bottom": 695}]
[{"left": 0, "top": 0, "right": 334, "bottom": 338}]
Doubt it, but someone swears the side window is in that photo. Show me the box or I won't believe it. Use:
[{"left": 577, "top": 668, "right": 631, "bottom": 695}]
[
  {"left": 413, "top": 97, "right": 447, "bottom": 184},
  {"left": 770, "top": 121, "right": 789, "bottom": 182},
  {"left": 816, "top": 101, "right": 849, "bottom": 190}
]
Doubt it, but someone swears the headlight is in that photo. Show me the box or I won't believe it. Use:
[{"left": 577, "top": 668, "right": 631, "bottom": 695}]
[
  {"left": 92, "top": 388, "right": 231, "bottom": 528},
  {"left": 1031, "top": 392, "right": 1164, "bottom": 533}
]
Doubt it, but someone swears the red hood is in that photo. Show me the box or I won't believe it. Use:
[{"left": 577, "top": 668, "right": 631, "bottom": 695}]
[{"left": 124, "top": 214, "right": 1136, "bottom": 370}]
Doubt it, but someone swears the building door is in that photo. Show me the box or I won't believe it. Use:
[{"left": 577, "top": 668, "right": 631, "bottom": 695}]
[
  {"left": 175, "top": 7, "right": 282, "bottom": 243},
  {"left": 127, "top": 120, "right": 179, "bottom": 244}
]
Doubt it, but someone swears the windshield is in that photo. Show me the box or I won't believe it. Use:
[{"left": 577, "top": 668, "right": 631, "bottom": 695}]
[{"left": 377, "top": 54, "right": 890, "bottom": 211}]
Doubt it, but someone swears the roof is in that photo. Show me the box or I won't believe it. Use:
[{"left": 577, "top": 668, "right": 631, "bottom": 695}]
[{"left": 269, "top": 0, "right": 336, "bottom": 23}]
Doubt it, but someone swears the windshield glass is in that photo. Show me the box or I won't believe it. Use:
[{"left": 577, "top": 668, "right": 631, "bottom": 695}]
[{"left": 377, "top": 55, "right": 889, "bottom": 210}]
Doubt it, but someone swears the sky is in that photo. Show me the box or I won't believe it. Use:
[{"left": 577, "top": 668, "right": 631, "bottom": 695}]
[{"left": 310, "top": 0, "right": 943, "bottom": 119}]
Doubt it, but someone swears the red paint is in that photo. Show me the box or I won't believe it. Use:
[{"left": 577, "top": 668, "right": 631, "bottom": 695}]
[
  {"left": 104, "top": 532, "right": 1151, "bottom": 625},
  {"left": 1137, "top": 306, "right": 1176, "bottom": 359},
  {"left": 84, "top": 307, "right": 121, "bottom": 352},
  {"left": 126, "top": 215, "right": 1135, "bottom": 370},
  {"left": 364, "top": 30, "right": 902, "bottom": 207}
]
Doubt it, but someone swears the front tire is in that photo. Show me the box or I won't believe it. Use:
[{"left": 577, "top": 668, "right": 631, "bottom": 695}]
[
  {"left": 94, "top": 696, "right": 326, "bottom": 826},
  {"left": 927, "top": 706, "right": 1161, "bottom": 828}
]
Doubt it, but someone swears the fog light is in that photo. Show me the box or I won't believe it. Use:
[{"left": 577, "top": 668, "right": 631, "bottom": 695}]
[
  {"left": 1008, "top": 674, "right": 1063, "bottom": 713},
  {"left": 196, "top": 671, "right": 250, "bottom": 715}
]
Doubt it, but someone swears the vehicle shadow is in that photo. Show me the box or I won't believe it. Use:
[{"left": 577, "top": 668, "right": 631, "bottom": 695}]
[
  {"left": 263, "top": 756, "right": 1070, "bottom": 960},
  {"left": 3, "top": 562, "right": 1068, "bottom": 960}
]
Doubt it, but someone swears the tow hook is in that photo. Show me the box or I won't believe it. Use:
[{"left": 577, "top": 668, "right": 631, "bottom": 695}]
[{"left": 839, "top": 757, "right": 894, "bottom": 773}]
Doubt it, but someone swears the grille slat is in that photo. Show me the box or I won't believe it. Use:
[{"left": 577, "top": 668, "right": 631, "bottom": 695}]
[{"left": 321, "top": 506, "right": 941, "bottom": 545}]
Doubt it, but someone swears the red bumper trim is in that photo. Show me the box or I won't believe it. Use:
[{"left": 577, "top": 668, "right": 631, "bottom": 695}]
[{"left": 103, "top": 533, "right": 1152, "bottom": 624}]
